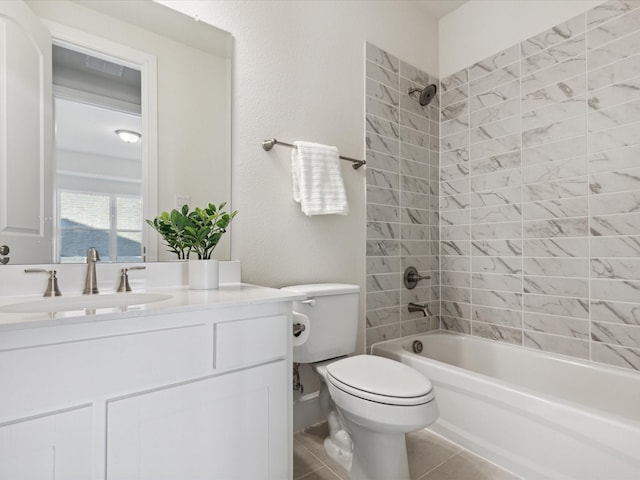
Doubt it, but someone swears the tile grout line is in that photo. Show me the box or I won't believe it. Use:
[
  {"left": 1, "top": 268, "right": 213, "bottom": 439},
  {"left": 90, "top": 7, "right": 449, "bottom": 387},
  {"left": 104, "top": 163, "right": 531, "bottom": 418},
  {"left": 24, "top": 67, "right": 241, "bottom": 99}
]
[{"left": 585, "top": 10, "right": 593, "bottom": 364}]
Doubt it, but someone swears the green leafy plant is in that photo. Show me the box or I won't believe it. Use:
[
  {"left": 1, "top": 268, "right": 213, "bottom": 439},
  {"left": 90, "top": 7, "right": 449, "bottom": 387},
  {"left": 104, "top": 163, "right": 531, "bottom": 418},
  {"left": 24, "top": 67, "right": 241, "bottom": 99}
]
[{"left": 146, "top": 202, "right": 237, "bottom": 260}]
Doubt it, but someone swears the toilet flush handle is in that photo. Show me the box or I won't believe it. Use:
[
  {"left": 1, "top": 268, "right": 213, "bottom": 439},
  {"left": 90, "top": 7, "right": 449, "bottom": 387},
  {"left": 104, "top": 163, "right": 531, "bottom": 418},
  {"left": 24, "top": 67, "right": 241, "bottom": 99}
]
[{"left": 301, "top": 298, "right": 316, "bottom": 306}]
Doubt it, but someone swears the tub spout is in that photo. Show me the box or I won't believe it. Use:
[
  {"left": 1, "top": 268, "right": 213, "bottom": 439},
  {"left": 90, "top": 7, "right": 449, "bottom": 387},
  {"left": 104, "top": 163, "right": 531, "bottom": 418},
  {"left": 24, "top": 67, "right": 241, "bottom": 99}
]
[{"left": 408, "top": 302, "right": 428, "bottom": 317}]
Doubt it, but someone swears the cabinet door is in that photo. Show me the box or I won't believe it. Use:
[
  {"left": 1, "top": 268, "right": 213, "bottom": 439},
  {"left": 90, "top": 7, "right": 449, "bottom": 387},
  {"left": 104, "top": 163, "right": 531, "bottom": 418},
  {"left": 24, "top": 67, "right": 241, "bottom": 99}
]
[
  {"left": 107, "top": 360, "right": 288, "bottom": 480},
  {"left": 0, "top": 406, "right": 93, "bottom": 480}
]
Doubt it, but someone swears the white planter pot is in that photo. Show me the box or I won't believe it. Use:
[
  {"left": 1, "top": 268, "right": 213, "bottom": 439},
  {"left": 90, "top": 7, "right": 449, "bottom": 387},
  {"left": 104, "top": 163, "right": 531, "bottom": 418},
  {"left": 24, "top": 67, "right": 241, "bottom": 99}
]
[{"left": 188, "top": 259, "right": 219, "bottom": 290}]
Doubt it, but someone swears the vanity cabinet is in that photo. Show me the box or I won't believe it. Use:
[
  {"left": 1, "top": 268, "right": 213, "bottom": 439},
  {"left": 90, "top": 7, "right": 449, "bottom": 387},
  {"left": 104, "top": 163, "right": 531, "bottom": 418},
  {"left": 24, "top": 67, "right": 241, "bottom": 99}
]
[{"left": 0, "top": 299, "right": 293, "bottom": 480}]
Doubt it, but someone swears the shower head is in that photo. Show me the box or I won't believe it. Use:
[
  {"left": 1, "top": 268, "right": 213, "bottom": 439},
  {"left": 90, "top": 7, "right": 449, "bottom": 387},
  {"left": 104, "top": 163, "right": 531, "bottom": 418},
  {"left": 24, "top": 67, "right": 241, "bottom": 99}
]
[{"left": 408, "top": 83, "right": 438, "bottom": 106}]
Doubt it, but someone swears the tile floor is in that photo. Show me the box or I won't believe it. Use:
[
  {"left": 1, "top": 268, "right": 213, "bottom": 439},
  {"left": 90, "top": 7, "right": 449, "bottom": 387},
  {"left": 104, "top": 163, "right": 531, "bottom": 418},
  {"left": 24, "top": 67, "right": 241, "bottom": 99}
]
[{"left": 294, "top": 422, "right": 521, "bottom": 480}]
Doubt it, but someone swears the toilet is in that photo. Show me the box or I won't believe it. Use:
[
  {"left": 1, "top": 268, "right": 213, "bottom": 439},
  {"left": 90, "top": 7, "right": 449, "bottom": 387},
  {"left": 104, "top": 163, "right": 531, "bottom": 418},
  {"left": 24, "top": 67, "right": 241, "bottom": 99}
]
[{"left": 283, "top": 283, "right": 438, "bottom": 480}]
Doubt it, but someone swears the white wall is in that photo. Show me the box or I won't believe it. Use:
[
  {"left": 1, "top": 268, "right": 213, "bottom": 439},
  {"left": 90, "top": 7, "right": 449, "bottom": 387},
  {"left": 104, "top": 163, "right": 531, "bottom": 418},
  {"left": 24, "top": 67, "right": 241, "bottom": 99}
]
[
  {"left": 161, "top": 1, "right": 439, "bottom": 352},
  {"left": 439, "top": 0, "right": 606, "bottom": 77}
]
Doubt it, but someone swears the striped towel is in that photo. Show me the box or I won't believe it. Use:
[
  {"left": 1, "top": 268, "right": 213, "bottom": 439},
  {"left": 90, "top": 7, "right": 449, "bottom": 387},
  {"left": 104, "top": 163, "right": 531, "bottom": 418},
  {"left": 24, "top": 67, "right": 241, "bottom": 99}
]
[{"left": 291, "top": 141, "right": 349, "bottom": 216}]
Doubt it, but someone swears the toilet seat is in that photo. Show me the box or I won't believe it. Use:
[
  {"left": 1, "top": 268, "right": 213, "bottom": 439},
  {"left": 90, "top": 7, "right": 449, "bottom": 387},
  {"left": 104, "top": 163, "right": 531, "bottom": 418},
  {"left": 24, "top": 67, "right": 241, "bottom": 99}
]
[{"left": 326, "top": 355, "right": 434, "bottom": 406}]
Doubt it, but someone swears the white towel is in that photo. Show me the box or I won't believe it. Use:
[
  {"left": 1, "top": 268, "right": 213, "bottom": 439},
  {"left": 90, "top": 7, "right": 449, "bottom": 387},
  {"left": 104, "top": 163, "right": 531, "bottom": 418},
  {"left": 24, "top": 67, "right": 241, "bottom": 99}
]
[{"left": 291, "top": 141, "right": 349, "bottom": 216}]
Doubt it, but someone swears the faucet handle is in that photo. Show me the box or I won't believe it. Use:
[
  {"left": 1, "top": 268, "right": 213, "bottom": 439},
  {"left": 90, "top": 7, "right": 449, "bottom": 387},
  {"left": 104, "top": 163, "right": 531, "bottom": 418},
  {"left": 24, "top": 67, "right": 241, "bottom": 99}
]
[
  {"left": 117, "top": 266, "right": 146, "bottom": 292},
  {"left": 25, "top": 269, "right": 62, "bottom": 297},
  {"left": 403, "top": 266, "right": 431, "bottom": 289}
]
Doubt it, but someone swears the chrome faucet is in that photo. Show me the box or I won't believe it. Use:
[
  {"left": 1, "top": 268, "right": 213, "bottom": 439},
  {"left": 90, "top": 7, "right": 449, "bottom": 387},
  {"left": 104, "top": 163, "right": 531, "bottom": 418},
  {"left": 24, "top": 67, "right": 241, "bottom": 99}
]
[{"left": 83, "top": 247, "right": 100, "bottom": 295}]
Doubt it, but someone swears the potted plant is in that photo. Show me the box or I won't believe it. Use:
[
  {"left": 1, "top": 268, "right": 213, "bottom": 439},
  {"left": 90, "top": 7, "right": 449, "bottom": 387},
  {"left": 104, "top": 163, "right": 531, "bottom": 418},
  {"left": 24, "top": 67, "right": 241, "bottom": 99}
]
[{"left": 147, "top": 202, "right": 237, "bottom": 289}]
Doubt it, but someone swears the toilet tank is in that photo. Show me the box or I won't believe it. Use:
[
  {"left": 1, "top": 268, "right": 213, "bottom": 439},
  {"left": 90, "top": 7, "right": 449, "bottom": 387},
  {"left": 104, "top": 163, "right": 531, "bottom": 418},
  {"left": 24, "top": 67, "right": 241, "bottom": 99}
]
[{"left": 281, "top": 283, "right": 360, "bottom": 364}]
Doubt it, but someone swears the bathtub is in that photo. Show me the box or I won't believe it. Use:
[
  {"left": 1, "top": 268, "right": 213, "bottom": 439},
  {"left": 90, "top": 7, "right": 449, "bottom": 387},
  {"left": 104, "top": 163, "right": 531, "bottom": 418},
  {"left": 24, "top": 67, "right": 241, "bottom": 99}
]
[{"left": 371, "top": 331, "right": 640, "bottom": 480}]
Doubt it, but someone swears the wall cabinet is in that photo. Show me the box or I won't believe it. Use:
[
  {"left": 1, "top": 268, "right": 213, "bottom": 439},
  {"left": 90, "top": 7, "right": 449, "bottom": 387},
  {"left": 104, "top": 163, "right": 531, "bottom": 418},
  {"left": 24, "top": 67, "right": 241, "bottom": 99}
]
[{"left": 0, "top": 300, "right": 292, "bottom": 480}]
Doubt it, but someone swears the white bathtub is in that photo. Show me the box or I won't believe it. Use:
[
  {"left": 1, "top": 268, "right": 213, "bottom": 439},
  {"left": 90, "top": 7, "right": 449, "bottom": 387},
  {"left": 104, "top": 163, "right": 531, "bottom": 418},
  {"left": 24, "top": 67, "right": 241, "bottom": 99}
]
[{"left": 371, "top": 331, "right": 640, "bottom": 480}]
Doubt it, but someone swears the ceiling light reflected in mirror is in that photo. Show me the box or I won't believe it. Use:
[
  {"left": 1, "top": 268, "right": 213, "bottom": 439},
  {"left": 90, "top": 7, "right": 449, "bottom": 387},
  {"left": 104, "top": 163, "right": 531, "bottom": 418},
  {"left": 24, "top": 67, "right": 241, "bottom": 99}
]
[{"left": 116, "top": 129, "right": 142, "bottom": 143}]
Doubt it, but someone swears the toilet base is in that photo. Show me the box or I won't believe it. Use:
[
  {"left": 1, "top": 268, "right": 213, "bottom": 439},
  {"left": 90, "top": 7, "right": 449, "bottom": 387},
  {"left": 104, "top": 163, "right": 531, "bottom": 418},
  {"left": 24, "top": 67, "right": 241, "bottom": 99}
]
[
  {"left": 342, "top": 419, "right": 410, "bottom": 480},
  {"left": 324, "top": 411, "right": 353, "bottom": 471}
]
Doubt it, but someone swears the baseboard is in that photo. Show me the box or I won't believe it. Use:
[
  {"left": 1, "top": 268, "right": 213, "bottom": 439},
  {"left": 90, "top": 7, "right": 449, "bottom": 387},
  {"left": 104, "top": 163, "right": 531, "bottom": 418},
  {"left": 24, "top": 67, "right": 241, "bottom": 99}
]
[{"left": 293, "top": 391, "right": 324, "bottom": 432}]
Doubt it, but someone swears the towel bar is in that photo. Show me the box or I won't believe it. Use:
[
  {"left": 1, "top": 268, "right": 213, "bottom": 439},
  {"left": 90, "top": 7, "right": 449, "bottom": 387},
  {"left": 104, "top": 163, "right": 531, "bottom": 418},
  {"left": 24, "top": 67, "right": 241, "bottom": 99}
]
[{"left": 262, "top": 138, "right": 366, "bottom": 169}]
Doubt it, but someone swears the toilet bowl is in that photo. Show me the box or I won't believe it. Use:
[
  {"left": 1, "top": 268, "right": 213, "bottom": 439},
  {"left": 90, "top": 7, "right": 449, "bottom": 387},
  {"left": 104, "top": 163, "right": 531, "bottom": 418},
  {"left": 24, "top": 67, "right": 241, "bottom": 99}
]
[{"left": 316, "top": 355, "right": 438, "bottom": 480}]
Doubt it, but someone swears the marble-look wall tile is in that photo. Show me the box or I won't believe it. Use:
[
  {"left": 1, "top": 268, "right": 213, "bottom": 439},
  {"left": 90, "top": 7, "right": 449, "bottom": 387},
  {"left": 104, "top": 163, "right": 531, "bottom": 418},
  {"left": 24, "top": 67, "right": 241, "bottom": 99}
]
[
  {"left": 522, "top": 136, "right": 587, "bottom": 166},
  {"left": 441, "top": 68, "right": 468, "bottom": 92},
  {"left": 524, "top": 312, "right": 590, "bottom": 339},
  {"left": 473, "top": 305, "right": 522, "bottom": 327},
  {"left": 523, "top": 177, "right": 588, "bottom": 201},
  {"left": 522, "top": 97, "right": 585, "bottom": 132},
  {"left": 587, "top": 29, "right": 640, "bottom": 71},
  {"left": 522, "top": 196, "right": 588, "bottom": 221},
  {"left": 470, "top": 79, "right": 520, "bottom": 112},
  {"left": 469, "top": 45, "right": 520, "bottom": 81},
  {"left": 521, "top": 57, "right": 586, "bottom": 94},
  {"left": 591, "top": 212, "right": 640, "bottom": 236},
  {"left": 470, "top": 63, "right": 520, "bottom": 97},
  {"left": 524, "top": 294, "right": 590, "bottom": 319},
  {"left": 588, "top": 99, "right": 640, "bottom": 133},
  {"left": 366, "top": 43, "right": 399, "bottom": 72},
  {"left": 365, "top": 43, "right": 439, "bottom": 348},
  {"left": 523, "top": 237, "right": 589, "bottom": 257},
  {"left": 590, "top": 299, "right": 640, "bottom": 325},
  {"left": 590, "top": 235, "right": 640, "bottom": 256},
  {"left": 471, "top": 98, "right": 520, "bottom": 128},
  {"left": 524, "top": 330, "right": 590, "bottom": 358},
  {"left": 521, "top": 34, "right": 585, "bottom": 76},
  {"left": 588, "top": 6, "right": 640, "bottom": 50},
  {"left": 473, "top": 322, "right": 522, "bottom": 344},
  {"left": 524, "top": 257, "right": 589, "bottom": 277},
  {"left": 521, "top": 75, "right": 586, "bottom": 113},
  {"left": 591, "top": 342, "right": 640, "bottom": 370},
  {"left": 470, "top": 116, "right": 521, "bottom": 145},
  {"left": 587, "top": 0, "right": 640, "bottom": 30},
  {"left": 588, "top": 53, "right": 640, "bottom": 91},
  {"left": 521, "top": 15, "right": 585, "bottom": 58}
]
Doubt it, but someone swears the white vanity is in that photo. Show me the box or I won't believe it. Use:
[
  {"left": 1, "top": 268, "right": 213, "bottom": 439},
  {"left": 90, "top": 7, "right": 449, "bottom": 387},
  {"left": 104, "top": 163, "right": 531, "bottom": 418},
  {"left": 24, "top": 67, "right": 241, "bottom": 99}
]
[{"left": 0, "top": 277, "right": 301, "bottom": 480}]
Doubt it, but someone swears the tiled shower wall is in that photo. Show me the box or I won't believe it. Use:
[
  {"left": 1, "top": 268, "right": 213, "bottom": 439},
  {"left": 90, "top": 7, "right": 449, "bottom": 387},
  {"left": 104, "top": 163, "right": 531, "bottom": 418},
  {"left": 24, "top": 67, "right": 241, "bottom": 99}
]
[
  {"left": 440, "top": 0, "right": 640, "bottom": 371},
  {"left": 364, "top": 43, "right": 440, "bottom": 349}
]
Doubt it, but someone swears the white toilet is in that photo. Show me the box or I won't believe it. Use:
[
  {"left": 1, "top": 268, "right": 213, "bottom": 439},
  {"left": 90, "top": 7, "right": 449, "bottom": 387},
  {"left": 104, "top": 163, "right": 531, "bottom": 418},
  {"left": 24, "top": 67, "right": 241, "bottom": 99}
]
[{"left": 283, "top": 283, "right": 438, "bottom": 480}]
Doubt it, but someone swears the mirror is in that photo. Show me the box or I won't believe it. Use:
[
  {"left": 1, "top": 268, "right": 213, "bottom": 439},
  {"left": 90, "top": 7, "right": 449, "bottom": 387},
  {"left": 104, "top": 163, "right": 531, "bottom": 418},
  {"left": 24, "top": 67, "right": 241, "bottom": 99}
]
[{"left": 0, "top": 0, "right": 232, "bottom": 264}]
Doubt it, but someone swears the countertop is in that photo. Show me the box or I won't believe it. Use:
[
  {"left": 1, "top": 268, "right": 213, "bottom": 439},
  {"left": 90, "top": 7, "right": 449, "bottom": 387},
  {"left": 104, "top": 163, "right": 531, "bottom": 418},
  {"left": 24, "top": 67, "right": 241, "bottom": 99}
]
[{"left": 0, "top": 283, "right": 306, "bottom": 331}]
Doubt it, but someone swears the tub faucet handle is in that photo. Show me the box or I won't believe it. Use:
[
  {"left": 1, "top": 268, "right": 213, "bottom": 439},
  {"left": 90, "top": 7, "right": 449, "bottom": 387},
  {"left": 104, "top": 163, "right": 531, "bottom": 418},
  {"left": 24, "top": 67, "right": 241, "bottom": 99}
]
[
  {"left": 25, "top": 269, "right": 62, "bottom": 297},
  {"left": 404, "top": 266, "right": 431, "bottom": 289}
]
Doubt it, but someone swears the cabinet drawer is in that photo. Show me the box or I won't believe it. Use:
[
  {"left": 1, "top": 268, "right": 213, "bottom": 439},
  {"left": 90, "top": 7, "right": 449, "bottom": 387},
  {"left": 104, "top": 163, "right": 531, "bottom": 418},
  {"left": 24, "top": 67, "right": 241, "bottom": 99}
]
[
  {"left": 215, "top": 315, "right": 287, "bottom": 370},
  {"left": 0, "top": 324, "right": 211, "bottom": 420}
]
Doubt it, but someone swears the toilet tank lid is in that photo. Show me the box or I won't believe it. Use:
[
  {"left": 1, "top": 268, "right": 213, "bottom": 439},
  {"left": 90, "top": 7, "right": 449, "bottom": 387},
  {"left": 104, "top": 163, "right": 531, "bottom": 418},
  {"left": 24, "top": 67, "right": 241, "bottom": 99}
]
[{"left": 281, "top": 283, "right": 360, "bottom": 296}]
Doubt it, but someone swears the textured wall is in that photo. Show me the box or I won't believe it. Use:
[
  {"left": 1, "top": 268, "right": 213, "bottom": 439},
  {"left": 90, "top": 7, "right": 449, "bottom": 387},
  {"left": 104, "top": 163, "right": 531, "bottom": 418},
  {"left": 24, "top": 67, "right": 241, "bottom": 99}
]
[
  {"left": 440, "top": 0, "right": 640, "bottom": 371},
  {"left": 364, "top": 43, "right": 440, "bottom": 349},
  {"left": 162, "top": 1, "right": 439, "bottom": 356}
]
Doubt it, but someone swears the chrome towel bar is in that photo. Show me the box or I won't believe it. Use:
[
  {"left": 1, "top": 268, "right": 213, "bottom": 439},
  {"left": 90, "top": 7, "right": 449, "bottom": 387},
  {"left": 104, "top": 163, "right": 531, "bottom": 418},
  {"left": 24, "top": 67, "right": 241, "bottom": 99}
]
[{"left": 261, "top": 138, "right": 366, "bottom": 169}]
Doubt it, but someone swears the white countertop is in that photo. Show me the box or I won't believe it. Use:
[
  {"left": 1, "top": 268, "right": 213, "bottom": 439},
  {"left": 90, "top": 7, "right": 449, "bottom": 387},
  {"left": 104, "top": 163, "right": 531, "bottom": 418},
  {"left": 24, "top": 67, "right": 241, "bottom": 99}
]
[{"left": 0, "top": 283, "right": 305, "bottom": 331}]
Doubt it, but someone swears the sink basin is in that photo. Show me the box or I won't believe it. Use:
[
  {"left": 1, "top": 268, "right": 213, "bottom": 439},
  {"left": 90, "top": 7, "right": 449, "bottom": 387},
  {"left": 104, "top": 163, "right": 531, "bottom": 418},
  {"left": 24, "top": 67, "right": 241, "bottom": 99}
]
[{"left": 0, "top": 293, "right": 172, "bottom": 314}]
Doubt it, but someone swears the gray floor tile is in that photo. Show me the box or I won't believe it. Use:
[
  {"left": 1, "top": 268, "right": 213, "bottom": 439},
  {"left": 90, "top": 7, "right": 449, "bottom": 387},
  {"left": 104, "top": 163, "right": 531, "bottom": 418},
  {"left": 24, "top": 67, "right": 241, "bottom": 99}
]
[
  {"left": 418, "top": 450, "right": 521, "bottom": 480},
  {"left": 294, "top": 423, "right": 519, "bottom": 480},
  {"left": 406, "top": 429, "right": 462, "bottom": 480}
]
